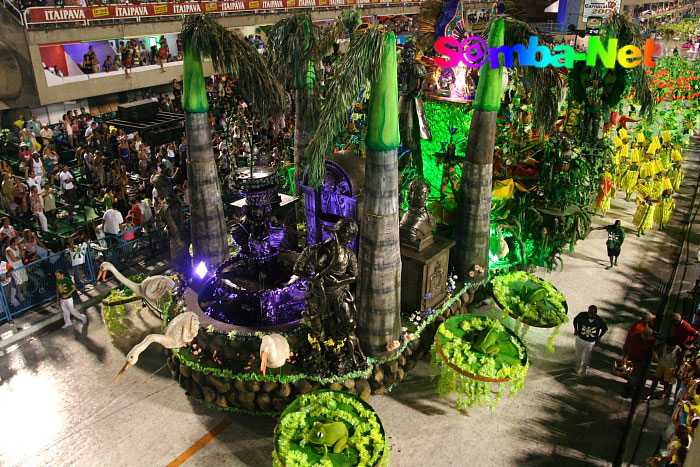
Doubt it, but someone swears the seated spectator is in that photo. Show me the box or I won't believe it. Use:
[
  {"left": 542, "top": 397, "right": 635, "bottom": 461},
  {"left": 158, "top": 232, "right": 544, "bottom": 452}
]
[
  {"left": 21, "top": 229, "right": 49, "bottom": 261},
  {"left": 40, "top": 124, "right": 54, "bottom": 150},
  {"left": 122, "top": 215, "right": 136, "bottom": 242},
  {"left": 103, "top": 56, "right": 114, "bottom": 72},
  {"left": 43, "top": 149, "right": 59, "bottom": 174},
  {"left": 0, "top": 217, "right": 18, "bottom": 240},
  {"left": 81, "top": 54, "right": 92, "bottom": 74},
  {"left": 52, "top": 66, "right": 64, "bottom": 77}
]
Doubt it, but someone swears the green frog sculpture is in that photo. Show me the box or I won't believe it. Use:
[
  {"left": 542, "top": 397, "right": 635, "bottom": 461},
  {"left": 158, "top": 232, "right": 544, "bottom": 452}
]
[
  {"left": 469, "top": 327, "right": 500, "bottom": 355},
  {"left": 308, "top": 421, "right": 349, "bottom": 456}
]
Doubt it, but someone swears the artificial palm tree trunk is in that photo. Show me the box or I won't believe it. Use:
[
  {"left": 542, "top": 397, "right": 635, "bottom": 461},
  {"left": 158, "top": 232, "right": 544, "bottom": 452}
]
[
  {"left": 184, "top": 46, "right": 229, "bottom": 269},
  {"left": 294, "top": 88, "right": 314, "bottom": 196},
  {"left": 293, "top": 60, "right": 316, "bottom": 196},
  {"left": 454, "top": 19, "right": 505, "bottom": 283},
  {"left": 357, "top": 32, "right": 402, "bottom": 359}
]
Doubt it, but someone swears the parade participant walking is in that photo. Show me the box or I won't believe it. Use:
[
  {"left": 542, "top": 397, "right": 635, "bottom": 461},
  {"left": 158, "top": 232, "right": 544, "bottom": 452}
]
[
  {"left": 55, "top": 269, "right": 86, "bottom": 328},
  {"left": 573, "top": 305, "right": 608, "bottom": 375},
  {"left": 648, "top": 338, "right": 682, "bottom": 399},
  {"left": 622, "top": 327, "right": 656, "bottom": 397},
  {"left": 592, "top": 220, "right": 625, "bottom": 269}
]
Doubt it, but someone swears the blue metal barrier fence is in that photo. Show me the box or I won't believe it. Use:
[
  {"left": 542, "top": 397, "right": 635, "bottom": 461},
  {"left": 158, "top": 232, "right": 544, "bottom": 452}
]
[{"left": 0, "top": 227, "right": 169, "bottom": 322}]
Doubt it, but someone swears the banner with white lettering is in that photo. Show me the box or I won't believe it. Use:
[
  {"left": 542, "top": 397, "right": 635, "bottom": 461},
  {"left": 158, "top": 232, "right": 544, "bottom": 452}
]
[
  {"left": 582, "top": 0, "right": 622, "bottom": 23},
  {"left": 27, "top": 0, "right": 413, "bottom": 23}
]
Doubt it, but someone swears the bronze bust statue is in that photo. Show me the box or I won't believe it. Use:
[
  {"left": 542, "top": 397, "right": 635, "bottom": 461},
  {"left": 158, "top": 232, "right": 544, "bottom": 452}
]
[{"left": 400, "top": 179, "right": 436, "bottom": 250}]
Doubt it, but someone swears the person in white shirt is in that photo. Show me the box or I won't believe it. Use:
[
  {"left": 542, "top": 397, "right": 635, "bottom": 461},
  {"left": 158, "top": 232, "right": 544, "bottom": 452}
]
[
  {"left": 0, "top": 217, "right": 18, "bottom": 240},
  {"left": 102, "top": 208, "right": 124, "bottom": 236},
  {"left": 26, "top": 170, "right": 43, "bottom": 191},
  {"left": 59, "top": 166, "right": 77, "bottom": 205},
  {"left": 31, "top": 153, "right": 45, "bottom": 178},
  {"left": 67, "top": 237, "right": 88, "bottom": 286}
]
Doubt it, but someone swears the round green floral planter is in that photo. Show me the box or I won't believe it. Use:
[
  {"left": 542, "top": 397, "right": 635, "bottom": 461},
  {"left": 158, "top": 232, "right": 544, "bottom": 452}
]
[
  {"left": 272, "top": 390, "right": 389, "bottom": 467},
  {"left": 491, "top": 271, "right": 568, "bottom": 352},
  {"left": 431, "top": 315, "right": 528, "bottom": 410}
]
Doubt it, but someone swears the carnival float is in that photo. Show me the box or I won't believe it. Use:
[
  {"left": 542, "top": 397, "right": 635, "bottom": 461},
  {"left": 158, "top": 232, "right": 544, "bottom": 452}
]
[{"left": 98, "top": 1, "right": 700, "bottom": 464}]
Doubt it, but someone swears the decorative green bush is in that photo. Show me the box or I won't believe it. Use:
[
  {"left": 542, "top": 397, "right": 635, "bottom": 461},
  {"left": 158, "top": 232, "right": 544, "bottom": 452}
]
[
  {"left": 492, "top": 271, "right": 567, "bottom": 327},
  {"left": 492, "top": 271, "right": 569, "bottom": 352},
  {"left": 273, "top": 390, "right": 389, "bottom": 467},
  {"left": 431, "top": 315, "right": 528, "bottom": 410}
]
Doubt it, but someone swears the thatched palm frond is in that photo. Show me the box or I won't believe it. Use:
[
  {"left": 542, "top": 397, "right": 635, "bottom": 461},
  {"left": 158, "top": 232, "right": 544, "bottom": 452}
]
[
  {"left": 182, "top": 14, "right": 286, "bottom": 117},
  {"left": 306, "top": 28, "right": 386, "bottom": 188},
  {"left": 603, "top": 12, "right": 655, "bottom": 115},
  {"left": 314, "top": 9, "right": 361, "bottom": 58},
  {"left": 266, "top": 14, "right": 320, "bottom": 91},
  {"left": 415, "top": 0, "right": 445, "bottom": 54}
]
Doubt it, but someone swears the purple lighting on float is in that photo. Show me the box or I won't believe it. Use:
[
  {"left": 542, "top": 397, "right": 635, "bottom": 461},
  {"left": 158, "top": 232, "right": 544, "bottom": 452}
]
[{"left": 195, "top": 261, "right": 208, "bottom": 279}]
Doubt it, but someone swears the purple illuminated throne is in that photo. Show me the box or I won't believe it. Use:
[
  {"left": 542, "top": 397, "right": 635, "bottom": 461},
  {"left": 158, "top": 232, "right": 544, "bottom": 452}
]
[{"left": 301, "top": 151, "right": 365, "bottom": 254}]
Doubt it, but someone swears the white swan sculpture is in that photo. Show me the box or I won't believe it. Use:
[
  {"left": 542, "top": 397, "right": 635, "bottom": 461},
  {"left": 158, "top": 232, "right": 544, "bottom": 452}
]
[
  {"left": 260, "top": 334, "right": 291, "bottom": 375},
  {"left": 100, "top": 262, "right": 175, "bottom": 301},
  {"left": 116, "top": 311, "right": 200, "bottom": 380},
  {"left": 496, "top": 225, "right": 509, "bottom": 259}
]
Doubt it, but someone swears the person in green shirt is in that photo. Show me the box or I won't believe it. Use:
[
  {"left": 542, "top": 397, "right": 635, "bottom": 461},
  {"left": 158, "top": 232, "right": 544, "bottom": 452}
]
[
  {"left": 100, "top": 187, "right": 114, "bottom": 211},
  {"left": 56, "top": 269, "right": 86, "bottom": 328},
  {"left": 593, "top": 220, "right": 626, "bottom": 270}
]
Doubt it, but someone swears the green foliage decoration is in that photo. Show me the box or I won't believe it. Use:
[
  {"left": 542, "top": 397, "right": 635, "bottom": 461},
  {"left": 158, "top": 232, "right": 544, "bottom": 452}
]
[
  {"left": 272, "top": 390, "right": 389, "bottom": 467},
  {"left": 431, "top": 315, "right": 529, "bottom": 410}
]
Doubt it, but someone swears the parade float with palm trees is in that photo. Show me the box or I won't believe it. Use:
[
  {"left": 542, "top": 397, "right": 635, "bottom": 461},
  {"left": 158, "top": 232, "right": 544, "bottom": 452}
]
[{"left": 99, "top": 5, "right": 677, "bottom": 460}]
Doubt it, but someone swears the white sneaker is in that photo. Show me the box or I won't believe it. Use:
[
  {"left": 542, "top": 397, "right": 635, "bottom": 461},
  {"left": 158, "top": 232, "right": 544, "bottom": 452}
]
[
  {"left": 62, "top": 322, "right": 73, "bottom": 328},
  {"left": 79, "top": 313, "right": 87, "bottom": 324}
]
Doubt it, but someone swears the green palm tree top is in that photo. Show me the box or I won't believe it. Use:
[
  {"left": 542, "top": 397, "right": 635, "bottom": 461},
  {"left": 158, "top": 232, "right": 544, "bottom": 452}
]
[
  {"left": 474, "top": 18, "right": 505, "bottom": 112},
  {"left": 367, "top": 31, "right": 400, "bottom": 151},
  {"left": 181, "top": 14, "right": 287, "bottom": 117}
]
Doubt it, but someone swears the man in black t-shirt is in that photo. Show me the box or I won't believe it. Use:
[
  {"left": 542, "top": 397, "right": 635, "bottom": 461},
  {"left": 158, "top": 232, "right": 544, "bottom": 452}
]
[
  {"left": 573, "top": 305, "right": 608, "bottom": 375},
  {"left": 593, "top": 220, "right": 625, "bottom": 270}
]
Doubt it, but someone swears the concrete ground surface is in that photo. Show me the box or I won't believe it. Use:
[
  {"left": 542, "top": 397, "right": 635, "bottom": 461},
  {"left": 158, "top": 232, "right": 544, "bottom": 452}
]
[{"left": 1, "top": 140, "right": 698, "bottom": 467}]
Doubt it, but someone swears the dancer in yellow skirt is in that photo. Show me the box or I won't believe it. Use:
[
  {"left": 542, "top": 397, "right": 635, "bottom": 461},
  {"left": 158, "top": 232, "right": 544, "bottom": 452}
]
[
  {"left": 620, "top": 148, "right": 641, "bottom": 200},
  {"left": 616, "top": 142, "right": 630, "bottom": 189},
  {"left": 655, "top": 189, "right": 675, "bottom": 230},
  {"left": 633, "top": 194, "right": 656, "bottom": 237},
  {"left": 669, "top": 150, "right": 684, "bottom": 192},
  {"left": 660, "top": 130, "right": 673, "bottom": 170},
  {"left": 595, "top": 172, "right": 615, "bottom": 217},
  {"left": 650, "top": 173, "right": 664, "bottom": 199}
]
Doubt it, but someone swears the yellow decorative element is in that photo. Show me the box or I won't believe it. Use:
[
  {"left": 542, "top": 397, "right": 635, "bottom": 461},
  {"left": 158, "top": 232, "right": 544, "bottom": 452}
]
[
  {"left": 636, "top": 183, "right": 652, "bottom": 198},
  {"left": 672, "top": 150, "right": 683, "bottom": 162},
  {"left": 492, "top": 179, "right": 514, "bottom": 199},
  {"left": 630, "top": 148, "right": 641, "bottom": 163},
  {"left": 620, "top": 144, "right": 629, "bottom": 158},
  {"left": 619, "top": 128, "right": 629, "bottom": 140},
  {"left": 637, "top": 133, "right": 646, "bottom": 144},
  {"left": 613, "top": 136, "right": 623, "bottom": 148},
  {"left": 662, "top": 130, "right": 671, "bottom": 144}
]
